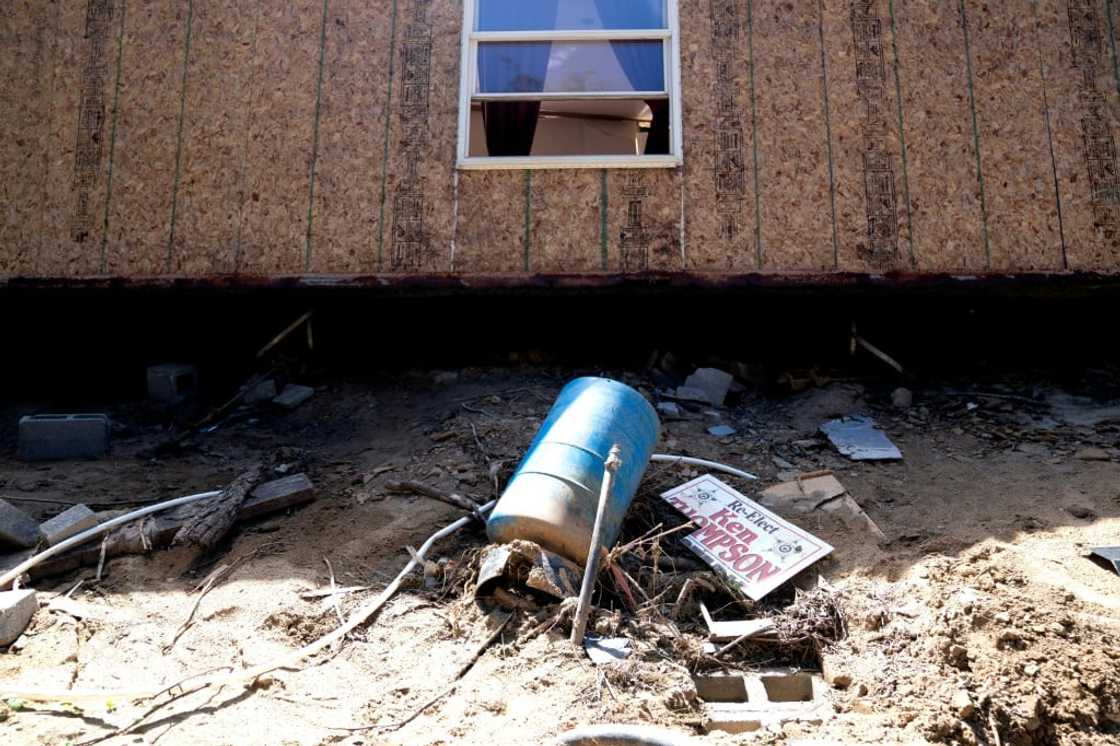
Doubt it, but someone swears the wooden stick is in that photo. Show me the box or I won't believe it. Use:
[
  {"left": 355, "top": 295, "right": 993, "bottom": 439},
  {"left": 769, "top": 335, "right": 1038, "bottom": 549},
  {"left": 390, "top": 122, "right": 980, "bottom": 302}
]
[
  {"left": 570, "top": 445, "right": 622, "bottom": 646},
  {"left": 256, "top": 310, "right": 313, "bottom": 359},
  {"left": 384, "top": 481, "right": 482, "bottom": 515}
]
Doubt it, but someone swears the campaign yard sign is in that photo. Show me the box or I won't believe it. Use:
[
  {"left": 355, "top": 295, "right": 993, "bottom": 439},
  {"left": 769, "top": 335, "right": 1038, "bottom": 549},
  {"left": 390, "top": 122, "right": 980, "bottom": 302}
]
[{"left": 660, "top": 475, "right": 834, "bottom": 600}]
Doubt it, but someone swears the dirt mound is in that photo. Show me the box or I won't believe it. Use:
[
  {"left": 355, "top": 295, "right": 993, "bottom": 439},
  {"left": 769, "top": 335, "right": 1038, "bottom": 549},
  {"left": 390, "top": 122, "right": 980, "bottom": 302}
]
[{"left": 825, "top": 542, "right": 1120, "bottom": 745}]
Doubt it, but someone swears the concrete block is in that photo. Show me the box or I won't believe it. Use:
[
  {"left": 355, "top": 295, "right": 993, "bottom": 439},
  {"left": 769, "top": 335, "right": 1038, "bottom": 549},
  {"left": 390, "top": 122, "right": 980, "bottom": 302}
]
[
  {"left": 18, "top": 414, "right": 111, "bottom": 461},
  {"left": 147, "top": 364, "right": 198, "bottom": 403},
  {"left": 0, "top": 589, "right": 37, "bottom": 646},
  {"left": 273, "top": 384, "right": 315, "bottom": 409},
  {"left": 697, "top": 671, "right": 830, "bottom": 735},
  {"left": 38, "top": 504, "right": 100, "bottom": 546},
  {"left": 0, "top": 499, "right": 41, "bottom": 549}
]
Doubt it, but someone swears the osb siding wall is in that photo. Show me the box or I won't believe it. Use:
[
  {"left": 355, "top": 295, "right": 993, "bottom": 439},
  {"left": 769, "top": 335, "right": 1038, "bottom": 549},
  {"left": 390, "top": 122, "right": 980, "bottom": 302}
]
[{"left": 2, "top": 0, "right": 1120, "bottom": 282}]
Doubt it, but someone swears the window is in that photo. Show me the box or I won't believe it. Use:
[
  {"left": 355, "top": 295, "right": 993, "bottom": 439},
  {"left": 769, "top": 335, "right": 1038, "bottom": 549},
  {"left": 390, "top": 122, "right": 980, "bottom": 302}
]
[{"left": 457, "top": 0, "right": 682, "bottom": 169}]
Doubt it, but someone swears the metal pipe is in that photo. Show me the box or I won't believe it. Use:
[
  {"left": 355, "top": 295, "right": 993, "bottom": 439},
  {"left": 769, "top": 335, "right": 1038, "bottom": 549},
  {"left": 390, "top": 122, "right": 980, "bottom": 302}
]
[{"left": 570, "top": 444, "right": 621, "bottom": 645}]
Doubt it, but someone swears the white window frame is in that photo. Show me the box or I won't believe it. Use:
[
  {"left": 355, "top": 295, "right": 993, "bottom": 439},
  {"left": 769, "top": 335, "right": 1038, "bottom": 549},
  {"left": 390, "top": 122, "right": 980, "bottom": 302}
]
[{"left": 456, "top": 0, "right": 684, "bottom": 170}]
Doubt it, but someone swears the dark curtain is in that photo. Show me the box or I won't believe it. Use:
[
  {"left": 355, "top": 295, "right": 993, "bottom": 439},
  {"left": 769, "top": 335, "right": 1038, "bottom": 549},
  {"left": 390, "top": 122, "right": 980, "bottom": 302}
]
[
  {"left": 593, "top": 1, "right": 670, "bottom": 155},
  {"left": 478, "top": 2, "right": 560, "bottom": 156}
]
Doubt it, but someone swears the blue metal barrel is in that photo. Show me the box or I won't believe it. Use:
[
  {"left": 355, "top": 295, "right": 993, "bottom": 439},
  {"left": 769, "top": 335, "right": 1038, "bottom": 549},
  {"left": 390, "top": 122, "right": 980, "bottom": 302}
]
[{"left": 487, "top": 377, "right": 660, "bottom": 565}]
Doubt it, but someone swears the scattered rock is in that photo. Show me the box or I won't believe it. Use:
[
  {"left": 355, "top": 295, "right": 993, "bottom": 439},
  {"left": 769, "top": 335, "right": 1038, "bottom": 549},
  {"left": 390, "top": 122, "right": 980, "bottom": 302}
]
[
  {"left": 892, "top": 387, "right": 913, "bottom": 409},
  {"left": 707, "top": 425, "right": 736, "bottom": 438},
  {"left": 1065, "top": 505, "right": 1097, "bottom": 520},
  {"left": 994, "top": 611, "right": 1011, "bottom": 624},
  {"left": 1076, "top": 447, "right": 1111, "bottom": 461},
  {"left": 772, "top": 455, "right": 795, "bottom": 470},
  {"left": 953, "top": 690, "right": 975, "bottom": 719}
]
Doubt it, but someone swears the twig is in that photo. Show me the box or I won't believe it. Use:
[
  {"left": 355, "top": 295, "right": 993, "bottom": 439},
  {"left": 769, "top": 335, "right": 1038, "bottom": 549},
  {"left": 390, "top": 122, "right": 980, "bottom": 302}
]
[
  {"left": 384, "top": 480, "right": 483, "bottom": 516},
  {"left": 95, "top": 535, "right": 110, "bottom": 583},
  {"left": 323, "top": 557, "right": 345, "bottom": 628},
  {"left": 256, "top": 311, "right": 313, "bottom": 359},
  {"left": 851, "top": 323, "right": 904, "bottom": 374}
]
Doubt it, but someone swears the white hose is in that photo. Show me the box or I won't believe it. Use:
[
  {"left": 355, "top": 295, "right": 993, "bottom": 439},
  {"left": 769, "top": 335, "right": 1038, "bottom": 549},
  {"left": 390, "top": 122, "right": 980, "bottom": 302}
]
[
  {"left": 651, "top": 454, "right": 759, "bottom": 481},
  {"left": 0, "top": 490, "right": 222, "bottom": 589}
]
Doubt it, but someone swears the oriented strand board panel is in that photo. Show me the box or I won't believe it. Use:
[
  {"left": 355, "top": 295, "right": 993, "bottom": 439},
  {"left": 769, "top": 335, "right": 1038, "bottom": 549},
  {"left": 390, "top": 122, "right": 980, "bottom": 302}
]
[
  {"left": 379, "top": 0, "right": 457, "bottom": 273},
  {"left": 308, "top": 0, "right": 392, "bottom": 274},
  {"left": 39, "top": 0, "right": 121, "bottom": 277},
  {"left": 892, "top": 1, "right": 986, "bottom": 271},
  {"left": 170, "top": 2, "right": 257, "bottom": 275},
  {"left": 752, "top": 1, "right": 835, "bottom": 270},
  {"left": 531, "top": 170, "right": 601, "bottom": 273},
  {"left": 6, "top": 0, "right": 1120, "bottom": 282},
  {"left": 821, "top": 0, "right": 911, "bottom": 273},
  {"left": 967, "top": 0, "right": 1062, "bottom": 271},
  {"left": 236, "top": 1, "right": 323, "bottom": 275},
  {"left": 1039, "top": 0, "right": 1120, "bottom": 271},
  {"left": 680, "top": 0, "right": 758, "bottom": 271},
  {"left": 0, "top": 2, "right": 53, "bottom": 275},
  {"left": 102, "top": 0, "right": 189, "bottom": 276},
  {"left": 607, "top": 169, "right": 683, "bottom": 272},
  {"left": 454, "top": 171, "right": 527, "bottom": 272}
]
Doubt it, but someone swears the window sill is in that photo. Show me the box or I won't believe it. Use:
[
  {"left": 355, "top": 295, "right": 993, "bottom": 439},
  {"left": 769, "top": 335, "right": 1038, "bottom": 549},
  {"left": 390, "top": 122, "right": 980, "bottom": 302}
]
[{"left": 456, "top": 155, "right": 682, "bottom": 171}]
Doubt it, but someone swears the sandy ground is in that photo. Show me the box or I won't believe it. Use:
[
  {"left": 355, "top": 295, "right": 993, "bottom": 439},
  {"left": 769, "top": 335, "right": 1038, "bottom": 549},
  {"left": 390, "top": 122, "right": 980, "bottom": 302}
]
[{"left": 1, "top": 365, "right": 1118, "bottom": 745}]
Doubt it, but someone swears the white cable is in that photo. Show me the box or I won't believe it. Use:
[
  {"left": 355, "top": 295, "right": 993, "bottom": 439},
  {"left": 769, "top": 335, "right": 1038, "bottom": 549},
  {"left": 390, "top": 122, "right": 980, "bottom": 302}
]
[
  {"left": 0, "top": 490, "right": 222, "bottom": 589},
  {"left": 650, "top": 454, "right": 759, "bottom": 481}
]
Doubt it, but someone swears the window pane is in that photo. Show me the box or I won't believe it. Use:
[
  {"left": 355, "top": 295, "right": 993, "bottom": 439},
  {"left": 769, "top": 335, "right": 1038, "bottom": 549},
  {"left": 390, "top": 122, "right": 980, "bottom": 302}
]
[
  {"left": 477, "top": 41, "right": 665, "bottom": 93},
  {"left": 476, "top": 0, "right": 666, "bottom": 31},
  {"left": 468, "top": 99, "right": 671, "bottom": 157}
]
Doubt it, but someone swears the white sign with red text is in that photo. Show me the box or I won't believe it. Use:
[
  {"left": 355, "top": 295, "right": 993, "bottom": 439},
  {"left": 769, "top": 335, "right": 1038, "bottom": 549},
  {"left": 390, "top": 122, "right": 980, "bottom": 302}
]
[{"left": 660, "top": 475, "right": 833, "bottom": 600}]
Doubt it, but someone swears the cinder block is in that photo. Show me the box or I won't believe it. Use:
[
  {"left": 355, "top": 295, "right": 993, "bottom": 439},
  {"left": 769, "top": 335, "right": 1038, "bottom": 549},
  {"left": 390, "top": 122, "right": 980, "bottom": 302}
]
[
  {"left": 0, "top": 589, "right": 38, "bottom": 646},
  {"left": 18, "top": 414, "right": 110, "bottom": 461},
  {"left": 0, "top": 500, "right": 41, "bottom": 549},
  {"left": 147, "top": 364, "right": 198, "bottom": 403},
  {"left": 38, "top": 504, "right": 100, "bottom": 546},
  {"left": 697, "top": 671, "right": 830, "bottom": 735}
]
